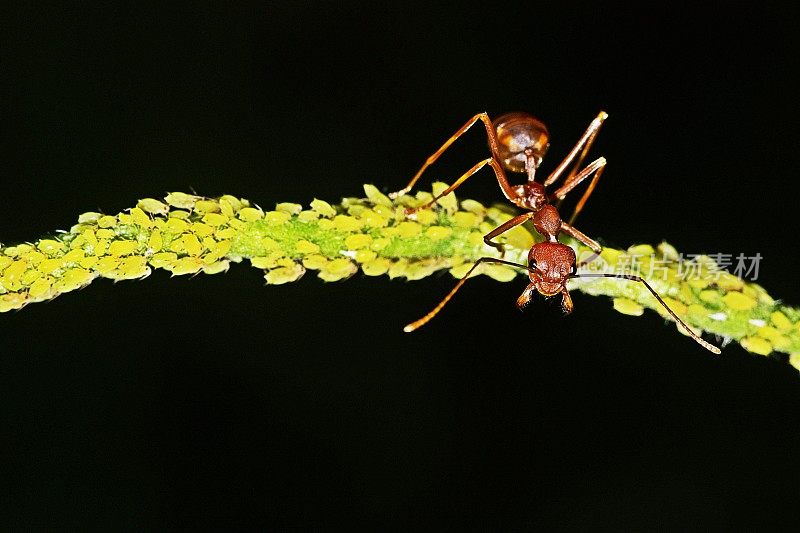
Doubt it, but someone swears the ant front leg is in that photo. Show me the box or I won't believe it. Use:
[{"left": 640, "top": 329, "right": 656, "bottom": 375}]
[
  {"left": 544, "top": 111, "right": 608, "bottom": 188},
  {"left": 404, "top": 158, "right": 506, "bottom": 216},
  {"left": 559, "top": 222, "right": 602, "bottom": 255},
  {"left": 481, "top": 212, "right": 535, "bottom": 255},
  {"left": 572, "top": 273, "right": 722, "bottom": 354},
  {"left": 390, "top": 112, "right": 518, "bottom": 203},
  {"left": 561, "top": 287, "right": 574, "bottom": 314},
  {"left": 551, "top": 157, "right": 607, "bottom": 225}
]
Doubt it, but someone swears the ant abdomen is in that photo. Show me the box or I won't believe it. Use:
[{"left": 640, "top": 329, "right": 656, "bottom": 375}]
[{"left": 493, "top": 112, "right": 550, "bottom": 173}]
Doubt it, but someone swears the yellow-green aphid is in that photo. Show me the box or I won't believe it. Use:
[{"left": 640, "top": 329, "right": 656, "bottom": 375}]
[
  {"left": 79, "top": 256, "right": 99, "bottom": 270},
  {"left": 613, "top": 297, "right": 645, "bottom": 316},
  {"left": 413, "top": 209, "right": 438, "bottom": 225},
  {"left": 425, "top": 226, "right": 452, "bottom": 241},
  {"left": 332, "top": 215, "right": 362, "bottom": 232},
  {"left": 169, "top": 257, "right": 204, "bottom": 276},
  {"left": 96, "top": 256, "right": 121, "bottom": 274},
  {"left": 2, "top": 260, "right": 29, "bottom": 291},
  {"left": 722, "top": 291, "right": 757, "bottom": 311},
  {"left": 310, "top": 199, "right": 337, "bottom": 218},
  {"left": 362, "top": 257, "right": 391, "bottom": 276},
  {"left": 218, "top": 195, "right": 244, "bottom": 217},
  {"left": 37, "top": 239, "right": 64, "bottom": 256},
  {"left": 482, "top": 263, "right": 517, "bottom": 282},
  {"left": 77, "top": 212, "right": 103, "bottom": 224},
  {"left": 276, "top": 202, "right": 303, "bottom": 215},
  {"left": 403, "top": 260, "right": 442, "bottom": 281},
  {"left": 202, "top": 260, "right": 230, "bottom": 275},
  {"left": 770, "top": 311, "right": 793, "bottom": 332},
  {"left": 264, "top": 211, "right": 290, "bottom": 225},
  {"left": 237, "top": 207, "right": 264, "bottom": 222},
  {"left": 181, "top": 233, "right": 203, "bottom": 257},
  {"left": 137, "top": 198, "right": 169, "bottom": 216},
  {"left": 21, "top": 268, "right": 41, "bottom": 285},
  {"left": 165, "top": 217, "right": 189, "bottom": 233},
  {"left": 214, "top": 227, "right": 238, "bottom": 240},
  {"left": 396, "top": 221, "right": 422, "bottom": 238},
  {"left": 148, "top": 230, "right": 163, "bottom": 252},
  {"left": 36, "top": 257, "right": 61, "bottom": 274},
  {"left": 107, "top": 240, "right": 138, "bottom": 257},
  {"left": 202, "top": 212, "right": 228, "bottom": 227},
  {"left": 452, "top": 211, "right": 479, "bottom": 229},
  {"left": 129, "top": 207, "right": 153, "bottom": 228},
  {"left": 106, "top": 257, "right": 150, "bottom": 281},
  {"left": 97, "top": 215, "right": 118, "bottom": 228},
  {"left": 250, "top": 256, "right": 279, "bottom": 269},
  {"left": 54, "top": 268, "right": 94, "bottom": 293},
  {"left": 165, "top": 192, "right": 200, "bottom": 210},
  {"left": 297, "top": 210, "right": 320, "bottom": 223},
  {"left": 318, "top": 258, "right": 357, "bottom": 282},
  {"left": 62, "top": 249, "right": 85, "bottom": 264},
  {"left": 0, "top": 293, "right": 27, "bottom": 312},
  {"left": 363, "top": 184, "right": 393, "bottom": 208},
  {"left": 741, "top": 336, "right": 773, "bottom": 356},
  {"left": 25, "top": 250, "right": 46, "bottom": 266},
  {"left": 344, "top": 234, "right": 371, "bottom": 250},
  {"left": 168, "top": 210, "right": 191, "bottom": 220},
  {"left": 459, "top": 199, "right": 486, "bottom": 216},
  {"left": 359, "top": 208, "right": 388, "bottom": 228},
  {"left": 189, "top": 222, "right": 214, "bottom": 237},
  {"left": 264, "top": 263, "right": 305, "bottom": 285},
  {"left": 295, "top": 239, "right": 320, "bottom": 254},
  {"left": 28, "top": 276, "right": 54, "bottom": 299},
  {"left": 150, "top": 252, "right": 178, "bottom": 269},
  {"left": 193, "top": 200, "right": 221, "bottom": 214},
  {"left": 302, "top": 254, "right": 328, "bottom": 270}
]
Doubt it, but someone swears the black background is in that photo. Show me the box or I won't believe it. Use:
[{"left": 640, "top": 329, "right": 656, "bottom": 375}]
[{"left": 2, "top": 1, "right": 800, "bottom": 529}]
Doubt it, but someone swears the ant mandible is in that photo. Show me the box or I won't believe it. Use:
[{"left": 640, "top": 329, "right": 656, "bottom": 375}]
[{"left": 395, "top": 111, "right": 721, "bottom": 354}]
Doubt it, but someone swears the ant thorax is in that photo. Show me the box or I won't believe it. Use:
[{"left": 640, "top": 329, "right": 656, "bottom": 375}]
[
  {"left": 510, "top": 182, "right": 548, "bottom": 211},
  {"left": 524, "top": 181, "right": 549, "bottom": 211}
]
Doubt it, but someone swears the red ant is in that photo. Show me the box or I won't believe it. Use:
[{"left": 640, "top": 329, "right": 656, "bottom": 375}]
[{"left": 394, "top": 111, "right": 721, "bottom": 354}]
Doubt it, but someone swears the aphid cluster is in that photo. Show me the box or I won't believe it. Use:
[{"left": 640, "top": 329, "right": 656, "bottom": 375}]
[{"left": 0, "top": 184, "right": 527, "bottom": 312}]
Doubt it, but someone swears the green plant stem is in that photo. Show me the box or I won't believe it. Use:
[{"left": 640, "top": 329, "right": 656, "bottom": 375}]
[{"left": 1, "top": 184, "right": 798, "bottom": 368}]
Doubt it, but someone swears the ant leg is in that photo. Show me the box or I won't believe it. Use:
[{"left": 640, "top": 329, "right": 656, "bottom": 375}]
[
  {"left": 481, "top": 212, "right": 535, "bottom": 255},
  {"left": 403, "top": 257, "right": 531, "bottom": 332},
  {"left": 566, "top": 164, "right": 605, "bottom": 225},
  {"left": 516, "top": 284, "right": 536, "bottom": 310},
  {"left": 571, "top": 273, "right": 722, "bottom": 354},
  {"left": 560, "top": 222, "right": 602, "bottom": 255},
  {"left": 405, "top": 158, "right": 505, "bottom": 215},
  {"left": 544, "top": 111, "right": 608, "bottom": 187},
  {"left": 390, "top": 112, "right": 518, "bottom": 202},
  {"left": 561, "top": 287, "right": 574, "bottom": 314},
  {"left": 551, "top": 157, "right": 607, "bottom": 225}
]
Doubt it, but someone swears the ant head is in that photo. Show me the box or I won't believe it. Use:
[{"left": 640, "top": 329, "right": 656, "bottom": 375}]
[
  {"left": 493, "top": 112, "right": 550, "bottom": 173},
  {"left": 529, "top": 242, "right": 576, "bottom": 296}
]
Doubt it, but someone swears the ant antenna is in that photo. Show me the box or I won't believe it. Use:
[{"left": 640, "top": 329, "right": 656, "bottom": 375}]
[
  {"left": 403, "top": 257, "right": 531, "bottom": 332},
  {"left": 572, "top": 273, "right": 721, "bottom": 354}
]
